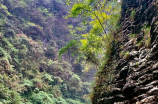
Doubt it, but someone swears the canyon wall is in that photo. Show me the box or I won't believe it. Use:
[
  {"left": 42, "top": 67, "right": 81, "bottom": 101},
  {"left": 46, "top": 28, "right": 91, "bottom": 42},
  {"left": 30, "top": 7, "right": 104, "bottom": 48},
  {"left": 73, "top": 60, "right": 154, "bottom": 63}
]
[{"left": 93, "top": 0, "right": 158, "bottom": 103}]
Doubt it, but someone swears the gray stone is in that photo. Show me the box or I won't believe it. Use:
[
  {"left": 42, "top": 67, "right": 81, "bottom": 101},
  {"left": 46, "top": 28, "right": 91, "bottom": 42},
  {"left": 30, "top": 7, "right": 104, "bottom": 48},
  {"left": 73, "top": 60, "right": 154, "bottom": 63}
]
[
  {"left": 151, "top": 44, "right": 158, "bottom": 52},
  {"left": 129, "top": 51, "right": 139, "bottom": 57},
  {"left": 152, "top": 62, "right": 158, "bottom": 70},
  {"left": 139, "top": 49, "right": 150, "bottom": 60}
]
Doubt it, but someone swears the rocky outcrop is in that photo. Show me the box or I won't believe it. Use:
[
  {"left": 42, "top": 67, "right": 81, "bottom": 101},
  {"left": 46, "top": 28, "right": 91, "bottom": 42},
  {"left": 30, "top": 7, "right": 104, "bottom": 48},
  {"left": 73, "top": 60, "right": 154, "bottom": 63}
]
[{"left": 93, "top": 0, "right": 158, "bottom": 103}]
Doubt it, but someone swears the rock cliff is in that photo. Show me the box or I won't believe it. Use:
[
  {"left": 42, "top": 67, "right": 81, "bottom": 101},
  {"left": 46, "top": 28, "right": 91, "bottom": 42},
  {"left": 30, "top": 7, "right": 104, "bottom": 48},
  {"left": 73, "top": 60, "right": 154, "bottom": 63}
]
[{"left": 93, "top": 0, "right": 158, "bottom": 103}]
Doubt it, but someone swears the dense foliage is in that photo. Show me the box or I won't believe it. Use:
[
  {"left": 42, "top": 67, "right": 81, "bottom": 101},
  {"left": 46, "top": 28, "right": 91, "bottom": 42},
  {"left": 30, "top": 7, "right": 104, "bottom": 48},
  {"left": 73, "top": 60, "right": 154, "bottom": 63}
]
[
  {"left": 61, "top": 0, "right": 121, "bottom": 67},
  {"left": 0, "top": 0, "right": 92, "bottom": 103}
]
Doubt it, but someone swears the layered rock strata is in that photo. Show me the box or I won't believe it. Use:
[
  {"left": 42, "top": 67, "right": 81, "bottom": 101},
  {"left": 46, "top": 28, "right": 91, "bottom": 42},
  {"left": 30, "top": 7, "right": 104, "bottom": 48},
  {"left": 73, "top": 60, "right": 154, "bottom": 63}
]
[{"left": 94, "top": 0, "right": 158, "bottom": 103}]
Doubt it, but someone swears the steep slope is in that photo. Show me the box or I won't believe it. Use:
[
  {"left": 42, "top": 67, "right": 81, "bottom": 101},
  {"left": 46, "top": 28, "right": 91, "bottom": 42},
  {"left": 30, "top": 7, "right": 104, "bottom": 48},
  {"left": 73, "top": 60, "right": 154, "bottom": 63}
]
[
  {"left": 92, "top": 0, "right": 158, "bottom": 103},
  {"left": 0, "top": 0, "right": 91, "bottom": 104}
]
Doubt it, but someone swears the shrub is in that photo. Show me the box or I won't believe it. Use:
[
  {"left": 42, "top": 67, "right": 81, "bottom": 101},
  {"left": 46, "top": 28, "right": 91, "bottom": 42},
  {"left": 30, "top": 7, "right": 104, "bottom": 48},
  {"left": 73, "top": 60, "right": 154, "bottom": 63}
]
[
  {"left": 143, "top": 26, "right": 151, "bottom": 48},
  {"left": 123, "top": 51, "right": 130, "bottom": 59},
  {"left": 119, "top": 45, "right": 124, "bottom": 49},
  {"left": 130, "top": 34, "right": 136, "bottom": 39},
  {"left": 66, "top": 98, "right": 84, "bottom": 104},
  {"left": 57, "top": 97, "right": 68, "bottom": 104},
  {"left": 38, "top": 7, "right": 52, "bottom": 17},
  {"left": 145, "top": 37, "right": 151, "bottom": 48},
  {"left": 0, "top": 4, "right": 11, "bottom": 16},
  {"left": 4, "top": 29, "right": 16, "bottom": 38},
  {"left": 42, "top": 74, "right": 54, "bottom": 83},
  {"left": 136, "top": 40, "right": 143, "bottom": 50},
  {"left": 22, "top": 79, "right": 34, "bottom": 88},
  {"left": 0, "top": 47, "right": 5, "bottom": 57},
  {"left": 54, "top": 76, "right": 63, "bottom": 84},
  {"left": 67, "top": 74, "right": 82, "bottom": 91},
  {"left": 0, "top": 85, "right": 23, "bottom": 104},
  {"left": 31, "top": 91, "right": 56, "bottom": 104},
  {"left": 10, "top": 91, "right": 23, "bottom": 104},
  {"left": 119, "top": 50, "right": 124, "bottom": 58},
  {"left": 0, "top": 37, "right": 11, "bottom": 49},
  {"left": 0, "top": 58, "right": 11, "bottom": 72},
  {"left": 61, "top": 83, "right": 67, "bottom": 91},
  {"left": 32, "top": 79, "right": 43, "bottom": 90},
  {"left": 34, "top": 88, "right": 39, "bottom": 93},
  {"left": 130, "top": 10, "right": 136, "bottom": 20},
  {"left": 0, "top": 84, "right": 10, "bottom": 99},
  {"left": 45, "top": 47, "right": 57, "bottom": 60},
  {"left": 59, "top": 40, "right": 78, "bottom": 57},
  {"left": 144, "top": 26, "right": 151, "bottom": 35},
  {"left": 135, "top": 62, "right": 139, "bottom": 68}
]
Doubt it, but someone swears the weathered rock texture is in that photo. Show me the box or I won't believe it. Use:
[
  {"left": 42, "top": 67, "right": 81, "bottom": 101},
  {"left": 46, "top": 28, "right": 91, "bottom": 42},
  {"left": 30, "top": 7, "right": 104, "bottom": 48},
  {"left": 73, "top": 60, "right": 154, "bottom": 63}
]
[{"left": 94, "top": 0, "right": 158, "bottom": 104}]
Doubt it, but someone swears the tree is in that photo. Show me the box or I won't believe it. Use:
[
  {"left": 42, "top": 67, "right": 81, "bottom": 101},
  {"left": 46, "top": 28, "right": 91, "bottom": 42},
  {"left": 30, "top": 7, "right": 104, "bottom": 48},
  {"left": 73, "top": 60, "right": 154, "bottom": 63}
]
[
  {"left": 60, "top": 0, "right": 121, "bottom": 70},
  {"left": 59, "top": 1, "right": 121, "bottom": 102}
]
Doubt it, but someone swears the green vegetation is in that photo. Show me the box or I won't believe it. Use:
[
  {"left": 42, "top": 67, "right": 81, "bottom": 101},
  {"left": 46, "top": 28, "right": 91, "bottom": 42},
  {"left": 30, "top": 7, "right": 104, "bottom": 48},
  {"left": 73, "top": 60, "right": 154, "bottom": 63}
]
[
  {"left": 31, "top": 91, "right": 56, "bottom": 104},
  {"left": 130, "top": 34, "right": 136, "bottom": 39},
  {"left": 123, "top": 51, "right": 130, "bottom": 59},
  {"left": 130, "top": 34, "right": 137, "bottom": 45},
  {"left": 60, "top": 0, "right": 121, "bottom": 103},
  {"left": 0, "top": 4, "right": 11, "bottom": 16},
  {"left": 135, "top": 62, "right": 139, "bottom": 68},
  {"left": 38, "top": 6, "right": 52, "bottom": 17},
  {"left": 137, "top": 40, "right": 144, "bottom": 50},
  {"left": 120, "top": 50, "right": 124, "bottom": 57},
  {"left": 144, "top": 26, "right": 151, "bottom": 35},
  {"left": 0, "top": 0, "right": 92, "bottom": 104},
  {"left": 144, "top": 26, "right": 151, "bottom": 48},
  {"left": 131, "top": 10, "right": 136, "bottom": 20},
  {"left": 59, "top": 40, "right": 78, "bottom": 57},
  {"left": 136, "top": 26, "right": 151, "bottom": 49},
  {"left": 145, "top": 37, "right": 151, "bottom": 48},
  {"left": 62, "top": 0, "right": 121, "bottom": 66},
  {"left": 0, "top": 31, "right": 90, "bottom": 104}
]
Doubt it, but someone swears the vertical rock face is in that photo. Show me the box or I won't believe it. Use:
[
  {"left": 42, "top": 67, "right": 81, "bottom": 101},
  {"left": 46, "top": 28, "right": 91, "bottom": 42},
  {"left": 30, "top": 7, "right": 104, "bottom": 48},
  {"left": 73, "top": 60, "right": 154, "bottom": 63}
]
[{"left": 94, "top": 0, "right": 158, "bottom": 104}]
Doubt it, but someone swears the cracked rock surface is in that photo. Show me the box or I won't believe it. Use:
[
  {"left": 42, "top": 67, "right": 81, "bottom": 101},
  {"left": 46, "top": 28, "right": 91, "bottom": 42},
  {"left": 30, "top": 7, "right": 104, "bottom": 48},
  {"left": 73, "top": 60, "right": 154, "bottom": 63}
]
[{"left": 95, "top": 0, "right": 158, "bottom": 104}]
